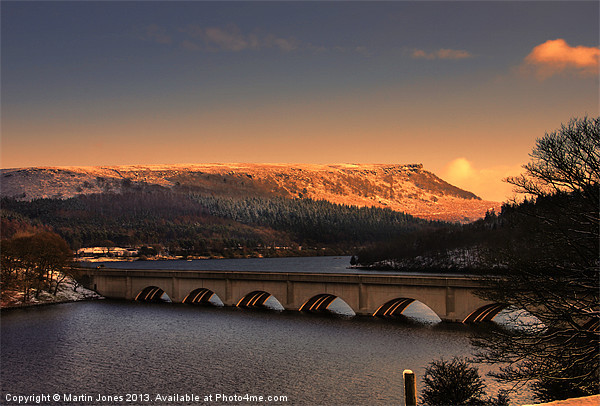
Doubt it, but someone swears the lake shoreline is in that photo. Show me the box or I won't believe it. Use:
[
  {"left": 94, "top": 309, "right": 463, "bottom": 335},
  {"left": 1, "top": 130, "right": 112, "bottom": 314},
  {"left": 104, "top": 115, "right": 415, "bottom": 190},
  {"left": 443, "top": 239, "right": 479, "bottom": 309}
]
[
  {"left": 0, "top": 276, "right": 103, "bottom": 310},
  {"left": 0, "top": 296, "right": 104, "bottom": 311}
]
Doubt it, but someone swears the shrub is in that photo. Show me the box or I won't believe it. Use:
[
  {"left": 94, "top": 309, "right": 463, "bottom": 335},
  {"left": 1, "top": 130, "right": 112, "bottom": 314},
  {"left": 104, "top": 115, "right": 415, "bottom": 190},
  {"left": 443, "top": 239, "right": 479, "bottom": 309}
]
[
  {"left": 420, "top": 357, "right": 509, "bottom": 406},
  {"left": 421, "top": 357, "right": 485, "bottom": 405}
]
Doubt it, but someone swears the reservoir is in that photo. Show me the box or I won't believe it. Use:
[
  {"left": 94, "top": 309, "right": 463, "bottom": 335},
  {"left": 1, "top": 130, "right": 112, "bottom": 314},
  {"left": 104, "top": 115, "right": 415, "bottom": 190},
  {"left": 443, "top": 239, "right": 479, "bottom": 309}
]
[
  {"left": 81, "top": 256, "right": 467, "bottom": 276},
  {"left": 1, "top": 257, "right": 533, "bottom": 405}
]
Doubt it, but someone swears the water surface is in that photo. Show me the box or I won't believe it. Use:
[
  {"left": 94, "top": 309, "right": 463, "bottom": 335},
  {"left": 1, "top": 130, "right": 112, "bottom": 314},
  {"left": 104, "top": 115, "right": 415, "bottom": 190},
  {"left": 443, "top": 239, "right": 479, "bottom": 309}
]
[
  {"left": 82, "top": 256, "right": 470, "bottom": 277},
  {"left": 1, "top": 301, "right": 532, "bottom": 405}
]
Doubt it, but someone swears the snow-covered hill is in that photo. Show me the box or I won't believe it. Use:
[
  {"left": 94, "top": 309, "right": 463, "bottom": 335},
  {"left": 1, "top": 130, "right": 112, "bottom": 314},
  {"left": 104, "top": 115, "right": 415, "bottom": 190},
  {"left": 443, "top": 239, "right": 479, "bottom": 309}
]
[{"left": 0, "top": 163, "right": 499, "bottom": 222}]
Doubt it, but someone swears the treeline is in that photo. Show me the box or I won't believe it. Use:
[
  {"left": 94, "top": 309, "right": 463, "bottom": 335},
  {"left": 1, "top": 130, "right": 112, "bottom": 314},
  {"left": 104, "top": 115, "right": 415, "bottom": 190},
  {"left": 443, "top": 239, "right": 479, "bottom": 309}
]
[
  {"left": 1, "top": 189, "right": 439, "bottom": 257},
  {"left": 190, "top": 194, "right": 431, "bottom": 244},
  {"left": 355, "top": 187, "right": 599, "bottom": 273}
]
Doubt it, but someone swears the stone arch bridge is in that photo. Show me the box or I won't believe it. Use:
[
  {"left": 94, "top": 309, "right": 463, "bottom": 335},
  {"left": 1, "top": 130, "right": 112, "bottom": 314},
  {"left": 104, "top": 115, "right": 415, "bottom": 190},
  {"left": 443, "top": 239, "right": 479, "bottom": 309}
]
[{"left": 78, "top": 268, "right": 504, "bottom": 323}]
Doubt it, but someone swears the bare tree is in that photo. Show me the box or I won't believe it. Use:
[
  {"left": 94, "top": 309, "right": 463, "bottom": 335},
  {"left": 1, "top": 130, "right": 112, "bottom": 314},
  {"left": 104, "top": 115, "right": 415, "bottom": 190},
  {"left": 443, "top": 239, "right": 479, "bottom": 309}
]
[
  {"left": 473, "top": 117, "right": 599, "bottom": 401},
  {"left": 1, "top": 232, "right": 73, "bottom": 301},
  {"left": 508, "top": 116, "right": 599, "bottom": 203}
]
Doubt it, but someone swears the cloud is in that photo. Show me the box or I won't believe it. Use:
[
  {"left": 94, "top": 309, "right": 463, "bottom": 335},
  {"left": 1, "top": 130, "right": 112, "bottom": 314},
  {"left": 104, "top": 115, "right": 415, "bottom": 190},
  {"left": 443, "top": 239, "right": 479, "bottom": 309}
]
[
  {"left": 522, "top": 39, "right": 599, "bottom": 79},
  {"left": 442, "top": 158, "right": 523, "bottom": 202},
  {"left": 181, "top": 24, "right": 300, "bottom": 52},
  {"left": 262, "top": 34, "right": 299, "bottom": 52},
  {"left": 411, "top": 48, "right": 472, "bottom": 60},
  {"left": 204, "top": 25, "right": 255, "bottom": 51},
  {"left": 180, "top": 40, "right": 201, "bottom": 52},
  {"left": 139, "top": 23, "right": 365, "bottom": 55},
  {"left": 142, "top": 24, "right": 172, "bottom": 45}
]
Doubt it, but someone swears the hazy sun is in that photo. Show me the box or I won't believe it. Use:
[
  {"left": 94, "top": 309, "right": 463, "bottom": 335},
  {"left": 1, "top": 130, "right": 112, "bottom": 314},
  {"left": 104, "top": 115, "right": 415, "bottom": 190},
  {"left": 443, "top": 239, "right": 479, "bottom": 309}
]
[{"left": 444, "top": 158, "right": 475, "bottom": 182}]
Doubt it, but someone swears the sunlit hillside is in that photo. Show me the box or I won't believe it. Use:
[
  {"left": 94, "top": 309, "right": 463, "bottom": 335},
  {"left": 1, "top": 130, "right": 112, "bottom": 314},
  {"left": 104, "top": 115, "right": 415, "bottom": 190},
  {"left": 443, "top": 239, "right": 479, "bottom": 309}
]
[{"left": 0, "top": 163, "right": 500, "bottom": 222}]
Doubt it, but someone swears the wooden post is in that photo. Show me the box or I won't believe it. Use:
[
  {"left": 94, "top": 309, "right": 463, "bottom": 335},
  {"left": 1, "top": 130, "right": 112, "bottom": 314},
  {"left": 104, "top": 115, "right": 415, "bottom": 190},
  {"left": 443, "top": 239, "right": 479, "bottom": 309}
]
[{"left": 403, "top": 369, "right": 417, "bottom": 406}]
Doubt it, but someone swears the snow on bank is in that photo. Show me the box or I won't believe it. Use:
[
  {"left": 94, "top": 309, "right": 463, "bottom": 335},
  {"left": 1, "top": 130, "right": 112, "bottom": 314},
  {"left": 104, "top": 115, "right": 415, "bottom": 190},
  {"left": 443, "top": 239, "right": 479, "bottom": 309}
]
[
  {"left": 366, "top": 247, "right": 490, "bottom": 271},
  {"left": 1, "top": 274, "right": 103, "bottom": 309},
  {"left": 523, "top": 395, "right": 600, "bottom": 406}
]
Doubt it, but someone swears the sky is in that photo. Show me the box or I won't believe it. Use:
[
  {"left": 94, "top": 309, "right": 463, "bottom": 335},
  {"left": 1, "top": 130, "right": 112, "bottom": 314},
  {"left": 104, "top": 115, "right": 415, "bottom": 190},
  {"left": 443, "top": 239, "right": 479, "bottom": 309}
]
[{"left": 1, "top": 1, "right": 598, "bottom": 202}]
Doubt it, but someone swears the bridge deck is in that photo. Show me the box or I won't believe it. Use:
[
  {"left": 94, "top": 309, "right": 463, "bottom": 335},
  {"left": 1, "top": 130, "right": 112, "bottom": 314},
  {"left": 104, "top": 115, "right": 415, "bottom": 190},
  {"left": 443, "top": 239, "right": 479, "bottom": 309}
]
[{"left": 86, "top": 267, "right": 486, "bottom": 288}]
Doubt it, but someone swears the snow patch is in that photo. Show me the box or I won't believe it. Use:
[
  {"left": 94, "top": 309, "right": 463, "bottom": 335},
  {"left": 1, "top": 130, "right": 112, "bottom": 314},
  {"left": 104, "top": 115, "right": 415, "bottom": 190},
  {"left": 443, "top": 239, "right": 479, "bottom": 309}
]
[{"left": 1, "top": 273, "right": 103, "bottom": 308}]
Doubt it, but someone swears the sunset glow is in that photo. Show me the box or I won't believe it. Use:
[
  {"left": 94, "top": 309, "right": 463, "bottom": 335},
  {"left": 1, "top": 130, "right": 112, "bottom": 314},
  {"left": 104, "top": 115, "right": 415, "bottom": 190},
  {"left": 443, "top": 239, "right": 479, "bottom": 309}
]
[{"left": 2, "top": 2, "right": 598, "bottom": 201}]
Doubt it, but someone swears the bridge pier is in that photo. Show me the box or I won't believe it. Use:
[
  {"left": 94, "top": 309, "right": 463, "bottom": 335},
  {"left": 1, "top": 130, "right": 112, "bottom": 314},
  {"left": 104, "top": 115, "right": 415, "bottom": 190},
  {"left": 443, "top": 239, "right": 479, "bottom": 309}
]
[
  {"left": 286, "top": 281, "right": 294, "bottom": 308},
  {"left": 126, "top": 276, "right": 132, "bottom": 300},
  {"left": 446, "top": 287, "right": 455, "bottom": 315},
  {"left": 225, "top": 279, "right": 233, "bottom": 305},
  {"left": 359, "top": 283, "right": 368, "bottom": 312},
  {"left": 171, "top": 276, "right": 179, "bottom": 302}
]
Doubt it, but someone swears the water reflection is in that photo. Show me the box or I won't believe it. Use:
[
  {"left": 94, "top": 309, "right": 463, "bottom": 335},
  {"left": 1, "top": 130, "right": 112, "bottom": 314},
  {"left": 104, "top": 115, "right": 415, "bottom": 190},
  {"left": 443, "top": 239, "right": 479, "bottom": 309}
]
[
  {"left": 262, "top": 295, "right": 285, "bottom": 311},
  {"left": 493, "top": 307, "right": 545, "bottom": 332},
  {"left": 322, "top": 297, "right": 356, "bottom": 317},
  {"left": 400, "top": 301, "right": 443, "bottom": 324}
]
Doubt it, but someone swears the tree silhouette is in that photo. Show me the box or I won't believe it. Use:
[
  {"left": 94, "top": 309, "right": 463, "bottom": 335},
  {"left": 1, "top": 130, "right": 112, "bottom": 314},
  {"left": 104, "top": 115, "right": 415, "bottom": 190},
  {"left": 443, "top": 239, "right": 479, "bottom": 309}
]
[
  {"left": 473, "top": 117, "right": 599, "bottom": 401},
  {"left": 420, "top": 357, "right": 509, "bottom": 406},
  {"left": 1, "top": 232, "right": 73, "bottom": 301}
]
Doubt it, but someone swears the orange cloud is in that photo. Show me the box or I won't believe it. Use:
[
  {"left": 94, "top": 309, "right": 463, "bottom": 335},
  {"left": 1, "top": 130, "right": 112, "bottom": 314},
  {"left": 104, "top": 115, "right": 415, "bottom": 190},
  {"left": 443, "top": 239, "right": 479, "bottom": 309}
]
[
  {"left": 412, "top": 48, "right": 472, "bottom": 60},
  {"left": 523, "top": 39, "right": 599, "bottom": 79}
]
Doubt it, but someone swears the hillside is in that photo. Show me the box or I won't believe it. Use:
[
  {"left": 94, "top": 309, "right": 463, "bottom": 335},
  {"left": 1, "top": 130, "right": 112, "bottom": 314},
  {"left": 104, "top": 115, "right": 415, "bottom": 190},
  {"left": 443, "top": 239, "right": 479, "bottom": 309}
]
[{"left": 0, "top": 163, "right": 498, "bottom": 222}]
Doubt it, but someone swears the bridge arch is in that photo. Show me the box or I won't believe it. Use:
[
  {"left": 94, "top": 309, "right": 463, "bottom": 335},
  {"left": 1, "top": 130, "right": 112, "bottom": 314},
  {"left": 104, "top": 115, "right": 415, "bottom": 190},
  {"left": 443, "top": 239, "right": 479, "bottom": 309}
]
[
  {"left": 370, "top": 291, "right": 448, "bottom": 321},
  {"left": 373, "top": 298, "right": 415, "bottom": 317},
  {"left": 135, "top": 286, "right": 171, "bottom": 302},
  {"left": 372, "top": 297, "right": 443, "bottom": 323},
  {"left": 299, "top": 294, "right": 356, "bottom": 316},
  {"left": 463, "top": 303, "right": 507, "bottom": 323},
  {"left": 236, "top": 291, "right": 284, "bottom": 311},
  {"left": 182, "top": 288, "right": 223, "bottom": 306}
]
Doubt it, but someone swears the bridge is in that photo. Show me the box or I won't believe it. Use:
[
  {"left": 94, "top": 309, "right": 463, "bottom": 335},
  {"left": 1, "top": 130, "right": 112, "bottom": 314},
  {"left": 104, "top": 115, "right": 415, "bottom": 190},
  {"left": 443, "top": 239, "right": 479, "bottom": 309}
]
[{"left": 79, "top": 268, "right": 504, "bottom": 323}]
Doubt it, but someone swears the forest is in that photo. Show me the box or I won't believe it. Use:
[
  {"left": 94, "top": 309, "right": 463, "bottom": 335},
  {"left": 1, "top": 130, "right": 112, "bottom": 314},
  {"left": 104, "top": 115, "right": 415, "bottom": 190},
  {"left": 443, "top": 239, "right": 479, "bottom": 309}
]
[
  {"left": 0, "top": 189, "right": 440, "bottom": 258},
  {"left": 355, "top": 189, "right": 598, "bottom": 272}
]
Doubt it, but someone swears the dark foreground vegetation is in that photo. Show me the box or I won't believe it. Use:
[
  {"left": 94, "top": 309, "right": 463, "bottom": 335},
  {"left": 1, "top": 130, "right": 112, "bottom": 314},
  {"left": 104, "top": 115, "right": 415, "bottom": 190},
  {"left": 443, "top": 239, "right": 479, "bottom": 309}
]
[
  {"left": 0, "top": 231, "right": 77, "bottom": 305},
  {"left": 360, "top": 116, "right": 600, "bottom": 402},
  {"left": 420, "top": 357, "right": 509, "bottom": 406}
]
